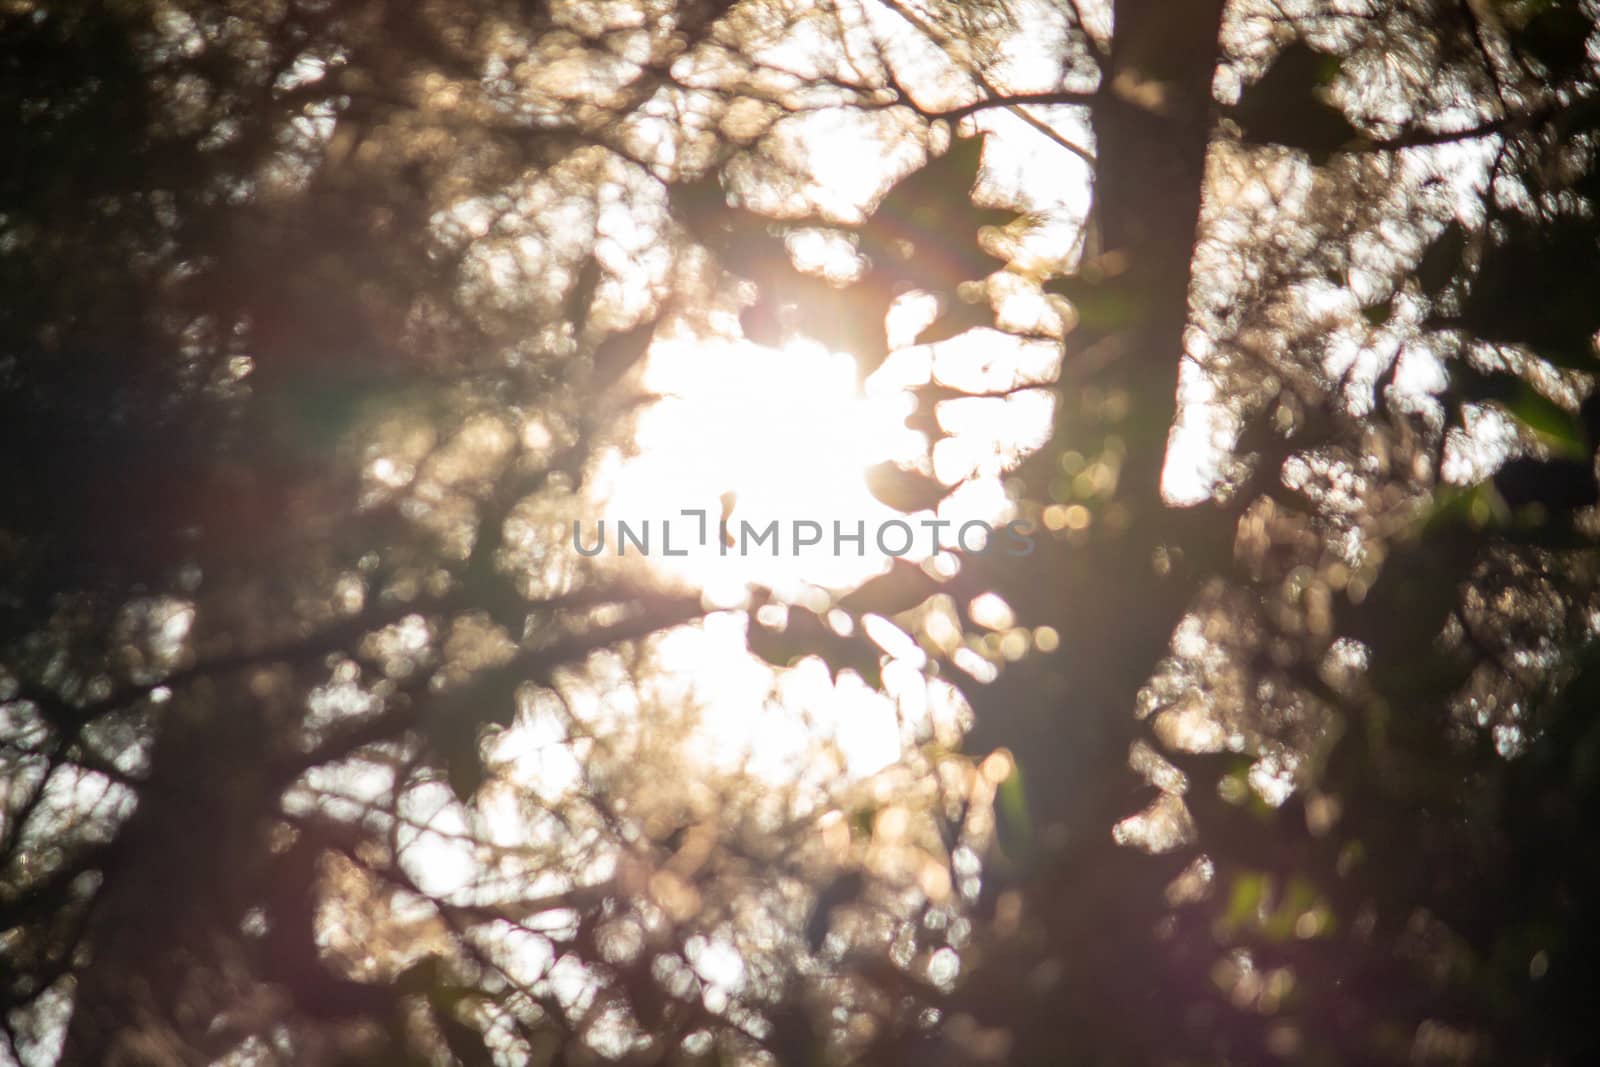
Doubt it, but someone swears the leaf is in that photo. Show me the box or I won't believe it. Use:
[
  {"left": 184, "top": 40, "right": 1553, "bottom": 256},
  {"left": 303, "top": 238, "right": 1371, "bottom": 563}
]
[
  {"left": 837, "top": 559, "right": 938, "bottom": 616},
  {"left": 1513, "top": 0, "right": 1592, "bottom": 79},
  {"left": 851, "top": 807, "right": 876, "bottom": 839},
  {"left": 1447, "top": 359, "right": 1515, "bottom": 402},
  {"left": 1462, "top": 220, "right": 1600, "bottom": 359},
  {"left": 860, "top": 132, "right": 1016, "bottom": 292},
  {"left": 424, "top": 670, "right": 520, "bottom": 804},
  {"left": 591, "top": 314, "right": 660, "bottom": 391},
  {"left": 689, "top": 139, "right": 1015, "bottom": 379},
  {"left": 1534, "top": 347, "right": 1600, "bottom": 373},
  {"left": 873, "top": 133, "right": 1008, "bottom": 237},
  {"left": 913, "top": 289, "right": 997, "bottom": 345},
  {"left": 1454, "top": 360, "right": 1592, "bottom": 458},
  {"left": 435, "top": 1008, "right": 495, "bottom": 1067},
  {"left": 1043, "top": 273, "right": 1141, "bottom": 333},
  {"left": 564, "top": 254, "right": 601, "bottom": 339},
  {"left": 902, "top": 381, "right": 980, "bottom": 439},
  {"left": 993, "top": 759, "right": 1034, "bottom": 864},
  {"left": 394, "top": 955, "right": 445, "bottom": 996},
  {"left": 1425, "top": 481, "right": 1507, "bottom": 532},
  {"left": 667, "top": 172, "right": 731, "bottom": 248},
  {"left": 1416, "top": 219, "right": 1465, "bottom": 297},
  {"left": 1505, "top": 383, "right": 1590, "bottom": 458},
  {"left": 264, "top": 368, "right": 432, "bottom": 461},
  {"left": 1491, "top": 456, "right": 1600, "bottom": 516},
  {"left": 747, "top": 606, "right": 884, "bottom": 689},
  {"left": 445, "top": 748, "right": 486, "bottom": 805},
  {"left": 1263, "top": 875, "right": 1322, "bottom": 942},
  {"left": 1233, "top": 42, "right": 1360, "bottom": 163},
  {"left": 1222, "top": 870, "right": 1270, "bottom": 934},
  {"left": 864, "top": 460, "right": 952, "bottom": 513},
  {"left": 421, "top": 706, "right": 488, "bottom": 805},
  {"left": 669, "top": 171, "right": 790, "bottom": 278},
  {"left": 805, "top": 869, "right": 865, "bottom": 950}
]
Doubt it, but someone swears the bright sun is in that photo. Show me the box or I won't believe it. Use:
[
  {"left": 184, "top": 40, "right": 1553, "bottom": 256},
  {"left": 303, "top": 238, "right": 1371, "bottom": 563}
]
[
  {"left": 549, "top": 105, "right": 1089, "bottom": 784},
  {"left": 593, "top": 334, "right": 931, "bottom": 600}
]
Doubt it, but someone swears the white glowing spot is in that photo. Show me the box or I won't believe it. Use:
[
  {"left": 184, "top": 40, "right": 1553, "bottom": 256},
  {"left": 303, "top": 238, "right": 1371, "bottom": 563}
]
[
  {"left": 688, "top": 936, "right": 747, "bottom": 995},
  {"left": 968, "top": 592, "right": 1016, "bottom": 631},
  {"left": 862, "top": 614, "right": 926, "bottom": 667},
  {"left": 489, "top": 694, "right": 585, "bottom": 804},
  {"left": 928, "top": 946, "right": 962, "bottom": 991},
  {"left": 369, "top": 456, "right": 412, "bottom": 488},
  {"left": 598, "top": 335, "right": 921, "bottom": 593},
  {"left": 156, "top": 603, "right": 195, "bottom": 657},
  {"left": 785, "top": 228, "right": 866, "bottom": 280},
  {"left": 952, "top": 646, "right": 999, "bottom": 684},
  {"left": 827, "top": 673, "right": 904, "bottom": 777}
]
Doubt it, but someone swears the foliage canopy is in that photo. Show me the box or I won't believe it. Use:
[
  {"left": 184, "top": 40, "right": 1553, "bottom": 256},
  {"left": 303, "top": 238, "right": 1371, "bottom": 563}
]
[{"left": 5, "top": 1, "right": 1600, "bottom": 1065}]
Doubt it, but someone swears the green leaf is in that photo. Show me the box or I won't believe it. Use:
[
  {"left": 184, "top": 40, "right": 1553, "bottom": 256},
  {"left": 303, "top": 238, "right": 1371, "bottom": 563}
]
[
  {"left": 1505, "top": 383, "right": 1589, "bottom": 458},
  {"left": 1442, "top": 361, "right": 1586, "bottom": 457},
  {"left": 851, "top": 806, "right": 877, "bottom": 839},
  {"left": 1263, "top": 876, "right": 1322, "bottom": 942},
  {"left": 994, "top": 760, "right": 1034, "bottom": 863},
  {"left": 1222, "top": 870, "right": 1270, "bottom": 934},
  {"left": 1425, "top": 481, "right": 1508, "bottom": 532}
]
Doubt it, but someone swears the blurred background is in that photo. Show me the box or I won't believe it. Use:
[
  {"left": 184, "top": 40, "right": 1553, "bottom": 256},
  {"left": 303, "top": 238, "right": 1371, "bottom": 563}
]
[{"left": 4, "top": 0, "right": 1600, "bottom": 1063}]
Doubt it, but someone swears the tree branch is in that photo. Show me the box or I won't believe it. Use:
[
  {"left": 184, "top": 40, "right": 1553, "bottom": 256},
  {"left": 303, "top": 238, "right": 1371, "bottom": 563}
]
[
  {"left": 923, "top": 89, "right": 1100, "bottom": 122},
  {"left": 872, "top": 0, "right": 1098, "bottom": 166}
]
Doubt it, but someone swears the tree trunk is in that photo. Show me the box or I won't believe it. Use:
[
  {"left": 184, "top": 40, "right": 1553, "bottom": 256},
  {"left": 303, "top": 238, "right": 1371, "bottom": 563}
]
[{"left": 952, "top": 3, "right": 1227, "bottom": 1060}]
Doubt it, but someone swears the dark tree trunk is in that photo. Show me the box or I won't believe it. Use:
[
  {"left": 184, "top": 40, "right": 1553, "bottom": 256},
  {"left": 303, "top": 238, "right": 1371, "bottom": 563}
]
[{"left": 952, "top": 3, "right": 1227, "bottom": 1060}]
